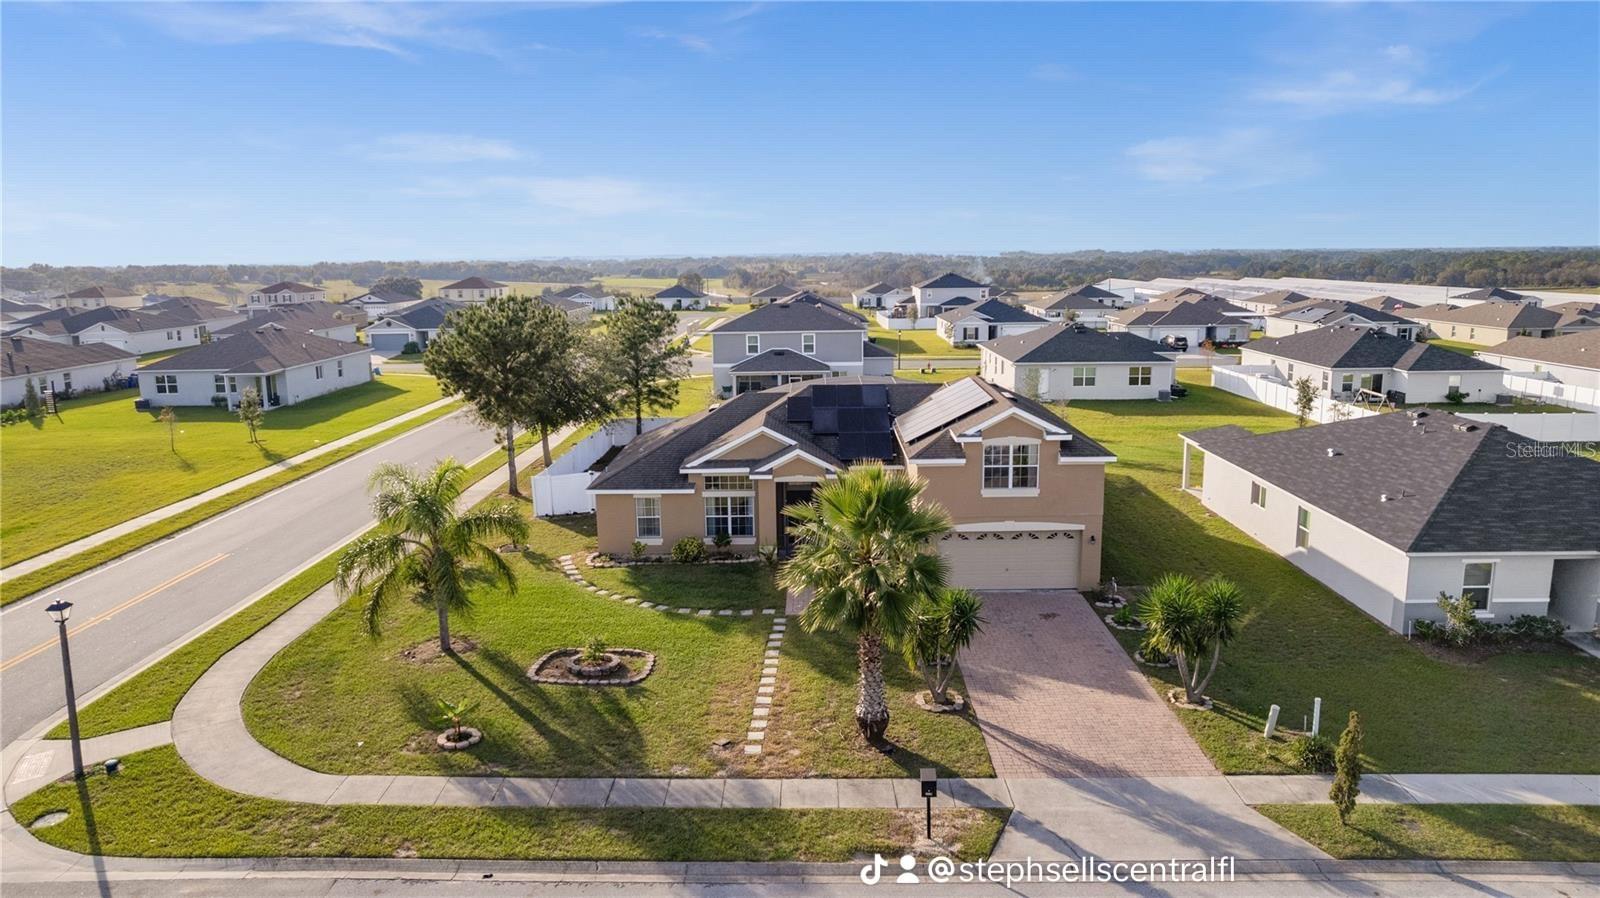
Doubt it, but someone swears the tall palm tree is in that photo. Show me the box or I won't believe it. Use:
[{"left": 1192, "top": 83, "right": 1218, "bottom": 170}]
[
  {"left": 337, "top": 458, "right": 529, "bottom": 654},
  {"left": 780, "top": 465, "right": 951, "bottom": 744}
]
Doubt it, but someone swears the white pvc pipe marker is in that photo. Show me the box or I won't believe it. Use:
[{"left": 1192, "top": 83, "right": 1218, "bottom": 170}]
[
  {"left": 1264, "top": 704, "right": 1280, "bottom": 739},
  {"left": 1311, "top": 697, "right": 1322, "bottom": 737}
]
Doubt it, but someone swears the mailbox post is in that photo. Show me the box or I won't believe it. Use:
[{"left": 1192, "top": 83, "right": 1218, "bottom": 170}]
[{"left": 920, "top": 768, "right": 938, "bottom": 839}]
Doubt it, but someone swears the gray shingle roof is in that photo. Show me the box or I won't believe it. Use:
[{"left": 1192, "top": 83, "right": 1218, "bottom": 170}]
[
  {"left": 1184, "top": 411, "right": 1600, "bottom": 553},
  {"left": 254, "top": 281, "right": 321, "bottom": 295},
  {"left": 1243, "top": 289, "right": 1314, "bottom": 308},
  {"left": 728, "top": 349, "right": 833, "bottom": 373},
  {"left": 2, "top": 336, "right": 135, "bottom": 377},
  {"left": 372, "top": 298, "right": 467, "bottom": 330},
  {"left": 144, "top": 296, "right": 238, "bottom": 320},
  {"left": 750, "top": 284, "right": 799, "bottom": 299},
  {"left": 441, "top": 277, "right": 506, "bottom": 290},
  {"left": 1408, "top": 301, "right": 1562, "bottom": 330},
  {"left": 935, "top": 299, "right": 1047, "bottom": 325},
  {"left": 1269, "top": 298, "right": 1411, "bottom": 326},
  {"left": 653, "top": 284, "right": 706, "bottom": 299},
  {"left": 65, "top": 285, "right": 138, "bottom": 299},
  {"left": 140, "top": 325, "right": 365, "bottom": 374},
  {"left": 712, "top": 298, "right": 865, "bottom": 334},
  {"left": 549, "top": 285, "right": 609, "bottom": 300},
  {"left": 1478, "top": 329, "right": 1600, "bottom": 370},
  {"left": 346, "top": 287, "right": 418, "bottom": 305},
  {"left": 857, "top": 282, "right": 897, "bottom": 294},
  {"left": 1028, "top": 287, "right": 1117, "bottom": 312},
  {"left": 1248, "top": 326, "right": 1503, "bottom": 371},
  {"left": 915, "top": 272, "right": 986, "bottom": 290},
  {"left": 1112, "top": 296, "right": 1252, "bottom": 327},
  {"left": 1358, "top": 294, "right": 1420, "bottom": 312},
  {"left": 213, "top": 302, "right": 365, "bottom": 337},
  {"left": 1454, "top": 287, "right": 1527, "bottom": 302},
  {"left": 983, "top": 324, "right": 1173, "bottom": 364},
  {"left": 61, "top": 306, "right": 204, "bottom": 334}
]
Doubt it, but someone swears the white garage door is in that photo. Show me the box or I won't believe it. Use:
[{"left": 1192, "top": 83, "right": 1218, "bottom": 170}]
[{"left": 936, "top": 529, "right": 1080, "bottom": 590}]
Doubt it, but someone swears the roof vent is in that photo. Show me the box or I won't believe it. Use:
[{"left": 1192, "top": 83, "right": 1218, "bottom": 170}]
[
  {"left": 1452, "top": 422, "right": 1479, "bottom": 432},
  {"left": 1406, "top": 409, "right": 1428, "bottom": 419},
  {"left": 1326, "top": 448, "right": 1341, "bottom": 457}
]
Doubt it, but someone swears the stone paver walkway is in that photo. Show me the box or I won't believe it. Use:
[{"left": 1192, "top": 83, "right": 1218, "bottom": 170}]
[
  {"left": 0, "top": 395, "right": 459, "bottom": 581},
  {"left": 959, "top": 590, "right": 1217, "bottom": 778}
]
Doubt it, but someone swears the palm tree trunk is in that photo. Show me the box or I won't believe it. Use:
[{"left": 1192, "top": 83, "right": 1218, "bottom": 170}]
[
  {"left": 504, "top": 423, "right": 521, "bottom": 497},
  {"left": 1192, "top": 641, "right": 1223, "bottom": 700},
  {"left": 436, "top": 601, "right": 453, "bottom": 655},
  {"left": 856, "top": 631, "right": 890, "bottom": 744}
]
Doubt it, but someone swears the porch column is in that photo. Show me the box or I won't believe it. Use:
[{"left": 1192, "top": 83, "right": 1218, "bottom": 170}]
[{"left": 1180, "top": 440, "right": 1192, "bottom": 491}]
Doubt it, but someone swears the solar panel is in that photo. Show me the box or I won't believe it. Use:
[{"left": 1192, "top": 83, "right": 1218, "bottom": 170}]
[
  {"left": 861, "top": 384, "right": 889, "bottom": 408},
  {"left": 812, "top": 406, "right": 839, "bottom": 435},
  {"left": 786, "top": 396, "right": 812, "bottom": 423},
  {"left": 895, "top": 378, "right": 992, "bottom": 444}
]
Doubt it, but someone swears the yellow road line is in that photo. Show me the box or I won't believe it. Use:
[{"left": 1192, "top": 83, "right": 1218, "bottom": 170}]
[{"left": 0, "top": 553, "right": 229, "bottom": 672}]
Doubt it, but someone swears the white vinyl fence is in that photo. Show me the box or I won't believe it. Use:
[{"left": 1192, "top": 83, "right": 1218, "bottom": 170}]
[
  {"left": 1501, "top": 373, "right": 1600, "bottom": 411},
  {"left": 1211, "top": 366, "right": 1380, "bottom": 424},
  {"left": 532, "top": 418, "right": 673, "bottom": 517},
  {"left": 1459, "top": 412, "right": 1600, "bottom": 442}
]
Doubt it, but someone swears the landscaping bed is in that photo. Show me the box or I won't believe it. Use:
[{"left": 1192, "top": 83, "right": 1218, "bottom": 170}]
[
  {"left": 13, "top": 746, "right": 1007, "bottom": 862},
  {"left": 1255, "top": 803, "right": 1600, "bottom": 861},
  {"left": 1065, "top": 370, "right": 1600, "bottom": 775},
  {"left": 579, "top": 552, "right": 786, "bottom": 611}
]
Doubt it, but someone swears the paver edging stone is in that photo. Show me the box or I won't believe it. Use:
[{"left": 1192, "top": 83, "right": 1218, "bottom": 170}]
[{"left": 556, "top": 554, "right": 778, "bottom": 617}]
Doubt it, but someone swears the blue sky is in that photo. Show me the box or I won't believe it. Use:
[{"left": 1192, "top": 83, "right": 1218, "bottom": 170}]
[{"left": 3, "top": 2, "right": 1596, "bottom": 265}]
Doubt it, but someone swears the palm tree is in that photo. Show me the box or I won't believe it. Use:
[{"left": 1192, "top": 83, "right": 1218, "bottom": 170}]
[
  {"left": 780, "top": 465, "right": 951, "bottom": 744},
  {"left": 903, "top": 588, "right": 985, "bottom": 708},
  {"left": 337, "top": 458, "right": 529, "bottom": 654},
  {"left": 1138, "top": 573, "right": 1245, "bottom": 704}
]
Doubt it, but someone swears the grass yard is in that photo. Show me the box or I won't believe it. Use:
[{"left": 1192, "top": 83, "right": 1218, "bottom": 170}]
[
  {"left": 1061, "top": 369, "right": 1600, "bottom": 774},
  {"left": 866, "top": 327, "right": 979, "bottom": 358},
  {"left": 0, "top": 377, "right": 444, "bottom": 566},
  {"left": 12, "top": 746, "right": 1007, "bottom": 862},
  {"left": 1255, "top": 804, "right": 1600, "bottom": 861},
  {"left": 581, "top": 554, "right": 788, "bottom": 611},
  {"left": 1419, "top": 338, "right": 1485, "bottom": 356},
  {"left": 891, "top": 368, "right": 979, "bottom": 384}
]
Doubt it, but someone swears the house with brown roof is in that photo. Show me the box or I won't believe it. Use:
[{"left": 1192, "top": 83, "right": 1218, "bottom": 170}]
[
  {"left": 1475, "top": 329, "right": 1600, "bottom": 391},
  {"left": 438, "top": 277, "right": 508, "bottom": 303},
  {"left": 1407, "top": 301, "right": 1599, "bottom": 346},
  {"left": 44, "top": 285, "right": 143, "bottom": 311},
  {"left": 1107, "top": 294, "right": 1253, "bottom": 348},
  {"left": 248, "top": 281, "right": 327, "bottom": 308},
  {"left": 2, "top": 337, "right": 136, "bottom": 405},
  {"left": 587, "top": 376, "right": 1114, "bottom": 590}
]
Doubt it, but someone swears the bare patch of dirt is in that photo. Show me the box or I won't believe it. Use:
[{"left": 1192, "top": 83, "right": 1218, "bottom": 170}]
[{"left": 398, "top": 636, "right": 478, "bottom": 664}]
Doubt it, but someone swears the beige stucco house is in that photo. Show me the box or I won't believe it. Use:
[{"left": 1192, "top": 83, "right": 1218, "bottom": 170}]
[{"left": 1407, "top": 301, "right": 1600, "bottom": 346}]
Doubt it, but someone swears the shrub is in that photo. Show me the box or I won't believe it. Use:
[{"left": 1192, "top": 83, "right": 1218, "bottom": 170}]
[
  {"left": 0, "top": 407, "right": 28, "bottom": 426},
  {"left": 1444, "top": 387, "right": 1467, "bottom": 405},
  {"left": 579, "top": 636, "right": 608, "bottom": 664},
  {"left": 1434, "top": 591, "right": 1487, "bottom": 647},
  {"left": 1112, "top": 601, "right": 1140, "bottom": 627},
  {"left": 671, "top": 536, "right": 707, "bottom": 564},
  {"left": 1291, "top": 734, "right": 1336, "bottom": 773},
  {"left": 712, "top": 532, "right": 732, "bottom": 555},
  {"left": 1330, "top": 711, "right": 1364, "bottom": 825},
  {"left": 756, "top": 544, "right": 780, "bottom": 570},
  {"left": 1137, "top": 635, "right": 1170, "bottom": 665},
  {"left": 402, "top": 341, "right": 422, "bottom": 355},
  {"left": 1504, "top": 614, "right": 1567, "bottom": 641},
  {"left": 210, "top": 394, "right": 229, "bottom": 409},
  {"left": 630, "top": 540, "right": 647, "bottom": 560}
]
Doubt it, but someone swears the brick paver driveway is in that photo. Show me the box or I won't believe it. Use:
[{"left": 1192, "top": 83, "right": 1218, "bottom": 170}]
[{"left": 960, "top": 590, "right": 1217, "bottom": 778}]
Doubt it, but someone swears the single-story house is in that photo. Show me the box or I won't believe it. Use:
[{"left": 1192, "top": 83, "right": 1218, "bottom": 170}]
[
  {"left": 536, "top": 293, "right": 592, "bottom": 323},
  {"left": 1180, "top": 411, "right": 1600, "bottom": 633},
  {"left": 9, "top": 306, "right": 214, "bottom": 355},
  {"left": 138, "top": 324, "right": 371, "bottom": 409},
  {"left": 0, "top": 299, "right": 51, "bottom": 327},
  {"left": 651, "top": 284, "right": 708, "bottom": 310},
  {"left": 1262, "top": 298, "right": 1419, "bottom": 340},
  {"left": 364, "top": 298, "right": 466, "bottom": 354},
  {"left": 1357, "top": 295, "right": 1421, "bottom": 314},
  {"left": 438, "top": 277, "right": 508, "bottom": 303},
  {"left": 588, "top": 375, "right": 1114, "bottom": 590},
  {"left": 980, "top": 324, "right": 1178, "bottom": 401},
  {"left": 44, "top": 286, "right": 143, "bottom": 311},
  {"left": 1023, "top": 286, "right": 1118, "bottom": 329},
  {"left": 748, "top": 284, "right": 800, "bottom": 307},
  {"left": 1231, "top": 289, "right": 1314, "bottom": 318},
  {"left": 143, "top": 296, "right": 250, "bottom": 331},
  {"left": 852, "top": 282, "right": 911, "bottom": 309},
  {"left": 344, "top": 288, "right": 420, "bottom": 316},
  {"left": 547, "top": 285, "right": 617, "bottom": 312},
  {"left": 935, "top": 299, "right": 1050, "bottom": 346},
  {"left": 213, "top": 302, "right": 366, "bottom": 343},
  {"left": 248, "top": 281, "right": 327, "bottom": 307},
  {"left": 1474, "top": 329, "right": 1600, "bottom": 391},
  {"left": 1241, "top": 326, "right": 1505, "bottom": 403},
  {"left": 1451, "top": 287, "right": 1528, "bottom": 304},
  {"left": 2, "top": 337, "right": 136, "bottom": 406},
  {"left": 1407, "top": 301, "right": 1599, "bottom": 346},
  {"left": 1107, "top": 294, "right": 1253, "bottom": 346}
]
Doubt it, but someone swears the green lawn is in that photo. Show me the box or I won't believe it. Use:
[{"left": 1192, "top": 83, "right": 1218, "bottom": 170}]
[
  {"left": 582, "top": 553, "right": 788, "bottom": 611},
  {"left": 12, "top": 746, "right": 1006, "bottom": 862},
  {"left": 1, "top": 377, "right": 444, "bottom": 566},
  {"left": 867, "top": 327, "right": 979, "bottom": 358},
  {"left": 1061, "top": 370, "right": 1600, "bottom": 774},
  {"left": 892, "top": 368, "right": 979, "bottom": 384},
  {"left": 1256, "top": 804, "right": 1600, "bottom": 861},
  {"left": 1419, "top": 338, "right": 1485, "bottom": 356}
]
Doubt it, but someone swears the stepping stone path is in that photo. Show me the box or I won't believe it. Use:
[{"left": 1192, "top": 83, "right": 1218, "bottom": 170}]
[
  {"left": 744, "top": 616, "right": 786, "bottom": 756},
  {"left": 554, "top": 554, "right": 781, "bottom": 620}
]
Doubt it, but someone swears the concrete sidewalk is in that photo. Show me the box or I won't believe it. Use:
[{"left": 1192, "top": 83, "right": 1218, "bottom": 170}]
[
  {"left": 0, "top": 395, "right": 458, "bottom": 581},
  {"left": 1231, "top": 772, "right": 1600, "bottom": 806}
]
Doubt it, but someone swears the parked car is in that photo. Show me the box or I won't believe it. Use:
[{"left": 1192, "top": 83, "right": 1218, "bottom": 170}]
[{"left": 1161, "top": 335, "right": 1189, "bottom": 352}]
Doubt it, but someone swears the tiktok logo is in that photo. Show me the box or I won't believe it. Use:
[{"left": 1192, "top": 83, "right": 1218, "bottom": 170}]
[{"left": 859, "top": 853, "right": 920, "bottom": 885}]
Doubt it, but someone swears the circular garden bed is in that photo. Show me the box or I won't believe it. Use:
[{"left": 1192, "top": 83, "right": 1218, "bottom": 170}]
[{"left": 527, "top": 648, "right": 656, "bottom": 686}]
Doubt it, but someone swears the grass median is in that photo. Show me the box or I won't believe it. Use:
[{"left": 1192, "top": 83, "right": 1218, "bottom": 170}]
[{"left": 1255, "top": 803, "right": 1600, "bottom": 861}]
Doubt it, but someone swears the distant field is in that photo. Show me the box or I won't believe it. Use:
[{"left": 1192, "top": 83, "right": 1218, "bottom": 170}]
[{"left": 132, "top": 278, "right": 743, "bottom": 304}]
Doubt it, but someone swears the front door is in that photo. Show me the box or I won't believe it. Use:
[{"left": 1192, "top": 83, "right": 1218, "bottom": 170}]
[
  {"left": 776, "top": 483, "right": 815, "bottom": 552},
  {"left": 264, "top": 374, "right": 281, "bottom": 407}
]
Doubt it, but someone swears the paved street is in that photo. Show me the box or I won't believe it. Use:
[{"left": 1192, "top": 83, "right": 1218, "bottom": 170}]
[{"left": 0, "top": 410, "right": 499, "bottom": 743}]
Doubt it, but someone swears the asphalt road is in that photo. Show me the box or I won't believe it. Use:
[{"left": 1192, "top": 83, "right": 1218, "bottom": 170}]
[{"left": 0, "top": 410, "right": 499, "bottom": 743}]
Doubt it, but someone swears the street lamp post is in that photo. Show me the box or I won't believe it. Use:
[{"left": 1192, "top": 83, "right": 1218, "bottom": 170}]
[{"left": 46, "top": 601, "right": 85, "bottom": 779}]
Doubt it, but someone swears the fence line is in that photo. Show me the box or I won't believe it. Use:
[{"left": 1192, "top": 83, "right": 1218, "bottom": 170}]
[
  {"left": 1211, "top": 366, "right": 1381, "bottom": 424},
  {"left": 1501, "top": 373, "right": 1600, "bottom": 411}
]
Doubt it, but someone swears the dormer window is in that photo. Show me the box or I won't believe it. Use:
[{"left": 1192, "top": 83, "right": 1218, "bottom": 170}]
[
  {"left": 801, "top": 333, "right": 816, "bottom": 354},
  {"left": 746, "top": 334, "right": 760, "bottom": 355}
]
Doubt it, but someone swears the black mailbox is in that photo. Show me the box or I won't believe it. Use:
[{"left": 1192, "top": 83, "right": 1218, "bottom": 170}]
[{"left": 920, "top": 768, "right": 938, "bottom": 798}]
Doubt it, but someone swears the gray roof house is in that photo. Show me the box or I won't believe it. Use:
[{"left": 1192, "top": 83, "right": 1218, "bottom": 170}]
[
  {"left": 1474, "top": 329, "right": 1600, "bottom": 391},
  {"left": 1023, "top": 286, "right": 1120, "bottom": 326},
  {"left": 2, "top": 336, "right": 135, "bottom": 406},
  {"left": 139, "top": 324, "right": 372, "bottom": 409},
  {"left": 1262, "top": 298, "right": 1419, "bottom": 339},
  {"left": 1358, "top": 294, "right": 1421, "bottom": 313},
  {"left": 748, "top": 284, "right": 800, "bottom": 306},
  {"left": 651, "top": 283, "right": 708, "bottom": 309},
  {"left": 1108, "top": 295, "right": 1253, "bottom": 345},
  {"left": 980, "top": 323, "right": 1178, "bottom": 401},
  {"left": 1181, "top": 410, "right": 1600, "bottom": 632},
  {"left": 344, "top": 287, "right": 421, "bottom": 315},
  {"left": 547, "top": 284, "right": 617, "bottom": 311},
  {"left": 934, "top": 298, "right": 1050, "bottom": 346},
  {"left": 1232, "top": 289, "right": 1315, "bottom": 317},
  {"left": 1408, "top": 301, "right": 1598, "bottom": 346},
  {"left": 364, "top": 298, "right": 467, "bottom": 354},
  {"left": 708, "top": 296, "right": 891, "bottom": 395},
  {"left": 214, "top": 301, "right": 367, "bottom": 343},
  {"left": 1240, "top": 326, "right": 1505, "bottom": 403},
  {"left": 906, "top": 272, "right": 991, "bottom": 318}
]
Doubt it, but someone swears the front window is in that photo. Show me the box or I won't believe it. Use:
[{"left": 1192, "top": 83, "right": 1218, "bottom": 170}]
[
  {"left": 1462, "top": 562, "right": 1494, "bottom": 610},
  {"left": 214, "top": 375, "right": 227, "bottom": 394},
  {"left": 635, "top": 497, "right": 661, "bottom": 539},
  {"left": 744, "top": 334, "right": 761, "bottom": 355},
  {"left": 982, "top": 442, "right": 1039, "bottom": 490},
  {"left": 62, "top": 372, "right": 71, "bottom": 391},
  {"left": 705, "top": 495, "right": 754, "bottom": 538},
  {"left": 227, "top": 376, "right": 239, "bottom": 393},
  {"left": 154, "top": 374, "right": 177, "bottom": 395},
  {"left": 1129, "top": 366, "right": 1153, "bottom": 386},
  {"left": 1072, "top": 366, "right": 1096, "bottom": 387},
  {"left": 801, "top": 333, "right": 816, "bottom": 354},
  {"left": 1295, "top": 507, "right": 1310, "bottom": 548}
]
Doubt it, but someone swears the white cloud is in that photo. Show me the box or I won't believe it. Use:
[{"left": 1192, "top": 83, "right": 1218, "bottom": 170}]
[
  {"left": 400, "top": 176, "right": 672, "bottom": 216},
  {"left": 126, "top": 2, "right": 506, "bottom": 58},
  {"left": 364, "top": 134, "right": 521, "bottom": 163},
  {"left": 1126, "top": 128, "right": 1314, "bottom": 188},
  {"left": 637, "top": 27, "right": 715, "bottom": 54},
  {"left": 1252, "top": 42, "right": 1491, "bottom": 114}
]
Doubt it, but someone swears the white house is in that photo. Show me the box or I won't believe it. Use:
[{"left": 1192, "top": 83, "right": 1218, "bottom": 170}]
[
  {"left": 1023, "top": 286, "right": 1119, "bottom": 329},
  {"left": 9, "top": 306, "right": 215, "bottom": 355},
  {"left": 1262, "top": 298, "right": 1419, "bottom": 340},
  {"left": 935, "top": 299, "right": 1050, "bottom": 346},
  {"left": 138, "top": 324, "right": 371, "bottom": 409},
  {"left": 980, "top": 323, "right": 1177, "bottom": 401},
  {"left": 1241, "top": 326, "right": 1505, "bottom": 404},
  {"left": 43, "top": 286, "right": 143, "bottom": 311},
  {"left": 364, "top": 298, "right": 466, "bottom": 354},
  {"left": 213, "top": 302, "right": 366, "bottom": 344},
  {"left": 343, "top": 287, "right": 420, "bottom": 317},
  {"left": 1475, "top": 329, "right": 1600, "bottom": 391},
  {"left": 1231, "top": 289, "right": 1315, "bottom": 318},
  {"left": 1107, "top": 294, "right": 1253, "bottom": 347},
  {"left": 650, "top": 284, "right": 707, "bottom": 310},
  {"left": 1181, "top": 412, "right": 1600, "bottom": 633},
  {"left": 547, "top": 285, "right": 616, "bottom": 312},
  {"left": 851, "top": 282, "right": 910, "bottom": 310},
  {"left": 2, "top": 337, "right": 136, "bottom": 405},
  {"left": 438, "top": 277, "right": 509, "bottom": 303},
  {"left": 747, "top": 284, "right": 800, "bottom": 307},
  {"left": 1, "top": 298, "right": 53, "bottom": 326},
  {"left": 248, "top": 281, "right": 327, "bottom": 308},
  {"left": 910, "top": 272, "right": 989, "bottom": 317},
  {"left": 143, "top": 296, "right": 250, "bottom": 332}
]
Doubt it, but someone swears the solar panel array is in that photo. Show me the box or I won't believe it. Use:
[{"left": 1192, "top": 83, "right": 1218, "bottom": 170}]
[
  {"left": 894, "top": 378, "right": 993, "bottom": 444},
  {"left": 796, "top": 383, "right": 897, "bottom": 462}
]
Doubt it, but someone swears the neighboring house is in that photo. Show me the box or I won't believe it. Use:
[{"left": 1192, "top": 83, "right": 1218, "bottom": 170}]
[
  {"left": 1262, "top": 298, "right": 1419, "bottom": 340},
  {"left": 1408, "top": 301, "right": 1599, "bottom": 346},
  {"left": 438, "top": 277, "right": 509, "bottom": 303},
  {"left": 935, "top": 299, "right": 1050, "bottom": 346},
  {"left": 1451, "top": 287, "right": 1528, "bottom": 304},
  {"left": 0, "top": 299, "right": 51, "bottom": 327},
  {"left": 909, "top": 272, "right": 990, "bottom": 318},
  {"left": 143, "top": 295, "right": 250, "bottom": 331},
  {"left": 1023, "top": 286, "right": 1118, "bottom": 328},
  {"left": 10, "top": 306, "right": 213, "bottom": 354},
  {"left": 547, "top": 285, "right": 617, "bottom": 312},
  {"left": 213, "top": 302, "right": 367, "bottom": 343},
  {"left": 1107, "top": 295, "right": 1253, "bottom": 346},
  {"left": 1357, "top": 294, "right": 1421, "bottom": 314},
  {"left": 1474, "top": 329, "right": 1600, "bottom": 390},
  {"left": 138, "top": 324, "right": 371, "bottom": 409},
  {"left": 44, "top": 286, "right": 143, "bottom": 311},
  {"left": 1232, "top": 289, "right": 1314, "bottom": 318},
  {"left": 989, "top": 288, "right": 1023, "bottom": 304},
  {"left": 363, "top": 298, "right": 466, "bottom": 354},
  {"left": 1548, "top": 300, "right": 1600, "bottom": 330},
  {"left": 852, "top": 282, "right": 910, "bottom": 309},
  {"left": 748, "top": 284, "right": 799, "bottom": 307},
  {"left": 588, "top": 375, "right": 1115, "bottom": 590},
  {"left": 1240, "top": 326, "right": 1505, "bottom": 403},
  {"left": 2, "top": 337, "right": 135, "bottom": 406},
  {"left": 708, "top": 295, "right": 890, "bottom": 394},
  {"left": 344, "top": 287, "right": 421, "bottom": 316},
  {"left": 1180, "top": 411, "right": 1600, "bottom": 633},
  {"left": 248, "top": 281, "right": 327, "bottom": 307},
  {"left": 980, "top": 323, "right": 1177, "bottom": 401},
  {"left": 536, "top": 293, "right": 592, "bottom": 323},
  {"left": 651, "top": 284, "right": 708, "bottom": 310}
]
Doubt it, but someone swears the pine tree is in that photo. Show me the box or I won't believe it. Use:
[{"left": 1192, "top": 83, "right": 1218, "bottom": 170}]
[{"left": 1330, "top": 710, "right": 1364, "bottom": 825}]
